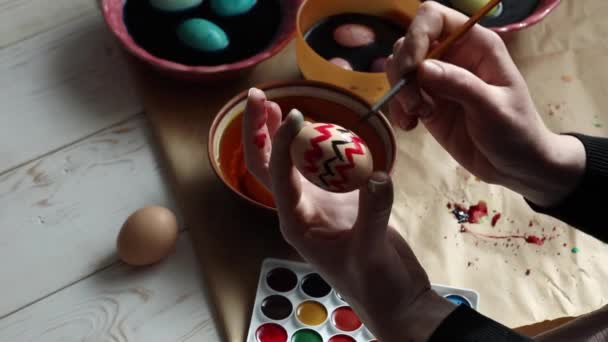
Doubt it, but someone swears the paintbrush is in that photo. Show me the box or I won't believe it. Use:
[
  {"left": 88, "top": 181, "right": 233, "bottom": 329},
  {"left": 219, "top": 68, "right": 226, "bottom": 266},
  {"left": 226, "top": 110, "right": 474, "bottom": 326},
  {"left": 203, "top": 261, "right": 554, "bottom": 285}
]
[{"left": 359, "top": 0, "right": 501, "bottom": 123}]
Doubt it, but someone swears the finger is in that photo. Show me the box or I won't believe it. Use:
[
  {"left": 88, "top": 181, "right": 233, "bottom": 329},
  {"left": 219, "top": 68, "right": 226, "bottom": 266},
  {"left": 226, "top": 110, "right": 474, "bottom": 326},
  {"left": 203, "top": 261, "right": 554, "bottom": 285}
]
[
  {"left": 243, "top": 88, "right": 272, "bottom": 187},
  {"left": 389, "top": 99, "right": 418, "bottom": 131},
  {"left": 269, "top": 109, "right": 305, "bottom": 219},
  {"left": 265, "top": 100, "right": 282, "bottom": 139},
  {"left": 353, "top": 172, "right": 394, "bottom": 248},
  {"left": 417, "top": 59, "right": 496, "bottom": 111}
]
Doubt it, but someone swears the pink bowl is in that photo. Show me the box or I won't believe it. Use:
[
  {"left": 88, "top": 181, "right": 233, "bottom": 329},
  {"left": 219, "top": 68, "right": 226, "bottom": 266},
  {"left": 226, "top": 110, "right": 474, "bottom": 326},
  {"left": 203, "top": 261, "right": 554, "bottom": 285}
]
[
  {"left": 100, "top": 0, "right": 302, "bottom": 82},
  {"left": 490, "top": 0, "right": 561, "bottom": 34}
]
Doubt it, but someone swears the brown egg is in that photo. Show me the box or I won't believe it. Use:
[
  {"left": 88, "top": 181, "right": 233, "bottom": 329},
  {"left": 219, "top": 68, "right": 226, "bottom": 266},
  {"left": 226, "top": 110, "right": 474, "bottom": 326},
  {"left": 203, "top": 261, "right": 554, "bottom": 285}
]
[
  {"left": 329, "top": 57, "right": 353, "bottom": 70},
  {"left": 117, "top": 206, "right": 179, "bottom": 266},
  {"left": 290, "top": 122, "right": 374, "bottom": 193},
  {"left": 333, "top": 23, "right": 376, "bottom": 48}
]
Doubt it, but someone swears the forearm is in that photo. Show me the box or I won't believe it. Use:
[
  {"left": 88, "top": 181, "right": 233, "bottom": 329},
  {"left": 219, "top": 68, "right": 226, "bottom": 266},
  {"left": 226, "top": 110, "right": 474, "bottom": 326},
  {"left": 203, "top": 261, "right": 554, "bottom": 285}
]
[
  {"left": 368, "top": 291, "right": 532, "bottom": 342},
  {"left": 520, "top": 134, "right": 608, "bottom": 242}
]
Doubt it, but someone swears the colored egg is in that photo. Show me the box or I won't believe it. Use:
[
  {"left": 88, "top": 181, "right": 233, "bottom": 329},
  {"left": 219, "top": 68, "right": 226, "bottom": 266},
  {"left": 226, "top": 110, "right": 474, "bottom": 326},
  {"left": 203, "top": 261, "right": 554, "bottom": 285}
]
[
  {"left": 333, "top": 24, "right": 376, "bottom": 48},
  {"left": 290, "top": 122, "right": 373, "bottom": 193},
  {"left": 328, "top": 57, "right": 353, "bottom": 71},
  {"left": 451, "top": 0, "right": 502, "bottom": 17},
  {"left": 210, "top": 0, "right": 257, "bottom": 17},
  {"left": 370, "top": 57, "right": 387, "bottom": 73},
  {"left": 177, "top": 18, "right": 229, "bottom": 52},
  {"left": 148, "top": 0, "right": 203, "bottom": 12}
]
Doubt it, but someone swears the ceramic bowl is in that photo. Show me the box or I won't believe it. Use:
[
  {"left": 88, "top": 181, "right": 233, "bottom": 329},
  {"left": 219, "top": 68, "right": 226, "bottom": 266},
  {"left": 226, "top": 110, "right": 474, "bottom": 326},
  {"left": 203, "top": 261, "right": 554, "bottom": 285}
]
[
  {"left": 100, "top": 0, "right": 302, "bottom": 82},
  {"left": 295, "top": 0, "right": 420, "bottom": 104},
  {"left": 208, "top": 81, "right": 397, "bottom": 211},
  {"left": 489, "top": 0, "right": 561, "bottom": 34}
]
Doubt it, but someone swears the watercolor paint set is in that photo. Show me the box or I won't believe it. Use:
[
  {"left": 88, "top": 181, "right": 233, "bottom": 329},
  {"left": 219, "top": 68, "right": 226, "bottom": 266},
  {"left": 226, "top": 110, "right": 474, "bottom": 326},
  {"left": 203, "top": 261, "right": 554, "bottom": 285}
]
[{"left": 246, "top": 258, "right": 479, "bottom": 342}]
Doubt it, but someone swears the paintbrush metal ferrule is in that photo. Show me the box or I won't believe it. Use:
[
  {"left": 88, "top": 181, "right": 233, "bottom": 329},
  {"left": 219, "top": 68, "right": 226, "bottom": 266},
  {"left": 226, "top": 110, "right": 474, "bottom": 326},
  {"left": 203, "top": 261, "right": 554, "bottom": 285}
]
[{"left": 359, "top": 77, "right": 410, "bottom": 123}]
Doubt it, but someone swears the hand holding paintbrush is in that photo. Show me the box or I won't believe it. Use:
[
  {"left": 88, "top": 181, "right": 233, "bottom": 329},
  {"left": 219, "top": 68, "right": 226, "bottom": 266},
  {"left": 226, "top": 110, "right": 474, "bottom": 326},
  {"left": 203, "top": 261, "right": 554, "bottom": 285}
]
[{"left": 359, "top": 0, "right": 502, "bottom": 123}]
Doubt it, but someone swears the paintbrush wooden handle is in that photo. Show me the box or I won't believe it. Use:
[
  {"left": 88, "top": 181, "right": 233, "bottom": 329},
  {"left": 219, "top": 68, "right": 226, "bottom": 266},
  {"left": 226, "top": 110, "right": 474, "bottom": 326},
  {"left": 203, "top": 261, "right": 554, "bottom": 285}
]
[{"left": 426, "top": 0, "right": 501, "bottom": 60}]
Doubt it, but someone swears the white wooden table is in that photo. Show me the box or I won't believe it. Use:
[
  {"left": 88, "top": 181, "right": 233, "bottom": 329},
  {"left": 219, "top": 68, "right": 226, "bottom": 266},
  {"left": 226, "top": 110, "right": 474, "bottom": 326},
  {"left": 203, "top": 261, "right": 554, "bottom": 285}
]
[{"left": 0, "top": 1, "right": 220, "bottom": 340}]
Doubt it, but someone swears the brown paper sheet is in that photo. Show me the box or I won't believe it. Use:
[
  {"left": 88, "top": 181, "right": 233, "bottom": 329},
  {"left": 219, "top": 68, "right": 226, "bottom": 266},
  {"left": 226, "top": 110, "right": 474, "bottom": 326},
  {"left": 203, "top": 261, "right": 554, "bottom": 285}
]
[{"left": 130, "top": 0, "right": 608, "bottom": 340}]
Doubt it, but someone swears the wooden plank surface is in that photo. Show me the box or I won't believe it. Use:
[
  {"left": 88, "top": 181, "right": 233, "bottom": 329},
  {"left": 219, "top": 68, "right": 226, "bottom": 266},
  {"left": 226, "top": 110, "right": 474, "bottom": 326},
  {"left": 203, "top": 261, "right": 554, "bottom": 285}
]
[
  {"left": 0, "top": 0, "right": 96, "bottom": 48},
  {"left": 0, "top": 115, "right": 176, "bottom": 318},
  {"left": 0, "top": 233, "right": 220, "bottom": 342},
  {"left": 0, "top": 1, "right": 222, "bottom": 341},
  {"left": 0, "top": 10, "right": 141, "bottom": 172}
]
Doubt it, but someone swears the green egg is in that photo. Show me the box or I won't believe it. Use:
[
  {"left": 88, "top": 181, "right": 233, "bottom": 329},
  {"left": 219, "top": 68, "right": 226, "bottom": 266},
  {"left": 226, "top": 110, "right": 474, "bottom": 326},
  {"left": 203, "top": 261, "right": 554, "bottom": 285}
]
[
  {"left": 210, "top": 0, "right": 257, "bottom": 17},
  {"left": 149, "top": 0, "right": 203, "bottom": 12},
  {"left": 177, "top": 19, "right": 229, "bottom": 52}
]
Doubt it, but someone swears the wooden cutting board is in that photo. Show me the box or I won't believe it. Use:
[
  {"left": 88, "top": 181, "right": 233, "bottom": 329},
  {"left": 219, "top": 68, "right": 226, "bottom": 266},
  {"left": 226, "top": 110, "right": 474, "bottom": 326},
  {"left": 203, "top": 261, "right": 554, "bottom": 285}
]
[{"left": 128, "top": 43, "right": 575, "bottom": 341}]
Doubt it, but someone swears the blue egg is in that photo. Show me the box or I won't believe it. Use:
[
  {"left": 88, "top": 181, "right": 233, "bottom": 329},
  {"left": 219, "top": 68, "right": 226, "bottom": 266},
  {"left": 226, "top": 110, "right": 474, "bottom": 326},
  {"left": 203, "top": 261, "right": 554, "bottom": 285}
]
[
  {"left": 149, "top": 0, "right": 203, "bottom": 12},
  {"left": 445, "top": 294, "right": 472, "bottom": 307},
  {"left": 177, "top": 19, "right": 229, "bottom": 52},
  {"left": 210, "top": 0, "right": 257, "bottom": 17}
]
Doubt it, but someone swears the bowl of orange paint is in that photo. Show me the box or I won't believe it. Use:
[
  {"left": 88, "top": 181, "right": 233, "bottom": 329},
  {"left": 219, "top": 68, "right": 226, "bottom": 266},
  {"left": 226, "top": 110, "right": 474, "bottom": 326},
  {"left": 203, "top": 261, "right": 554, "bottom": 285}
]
[{"left": 208, "top": 80, "right": 397, "bottom": 212}]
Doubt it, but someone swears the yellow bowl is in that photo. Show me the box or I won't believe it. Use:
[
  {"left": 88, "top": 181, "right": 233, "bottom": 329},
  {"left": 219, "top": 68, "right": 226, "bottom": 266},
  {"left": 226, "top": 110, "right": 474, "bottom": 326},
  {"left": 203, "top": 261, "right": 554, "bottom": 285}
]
[{"left": 295, "top": 0, "right": 420, "bottom": 104}]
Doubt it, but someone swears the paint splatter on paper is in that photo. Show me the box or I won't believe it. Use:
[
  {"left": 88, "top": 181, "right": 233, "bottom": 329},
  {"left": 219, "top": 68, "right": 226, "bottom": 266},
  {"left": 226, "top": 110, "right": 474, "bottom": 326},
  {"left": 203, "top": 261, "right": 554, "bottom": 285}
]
[{"left": 451, "top": 201, "right": 488, "bottom": 224}]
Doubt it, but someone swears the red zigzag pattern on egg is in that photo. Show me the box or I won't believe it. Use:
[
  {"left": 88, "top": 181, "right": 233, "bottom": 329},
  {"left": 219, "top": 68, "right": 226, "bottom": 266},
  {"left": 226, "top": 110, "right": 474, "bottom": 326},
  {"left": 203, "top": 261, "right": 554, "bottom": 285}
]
[{"left": 303, "top": 124, "right": 366, "bottom": 192}]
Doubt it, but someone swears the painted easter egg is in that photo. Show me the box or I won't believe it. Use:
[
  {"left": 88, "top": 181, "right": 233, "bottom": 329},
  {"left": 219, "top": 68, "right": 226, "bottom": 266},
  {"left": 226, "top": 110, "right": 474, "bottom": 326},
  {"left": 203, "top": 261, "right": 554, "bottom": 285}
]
[
  {"left": 333, "top": 24, "right": 376, "bottom": 48},
  {"left": 370, "top": 57, "right": 387, "bottom": 73},
  {"left": 329, "top": 57, "right": 353, "bottom": 71},
  {"left": 149, "top": 0, "right": 203, "bottom": 12},
  {"left": 451, "top": 0, "right": 502, "bottom": 17},
  {"left": 210, "top": 0, "right": 257, "bottom": 17},
  {"left": 177, "top": 18, "right": 229, "bottom": 52},
  {"left": 290, "top": 123, "right": 373, "bottom": 193}
]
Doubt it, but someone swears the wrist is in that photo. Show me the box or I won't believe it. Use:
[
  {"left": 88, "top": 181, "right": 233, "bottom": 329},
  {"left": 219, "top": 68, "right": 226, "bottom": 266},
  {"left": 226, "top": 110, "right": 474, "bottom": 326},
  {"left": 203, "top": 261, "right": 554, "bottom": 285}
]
[
  {"left": 369, "top": 290, "right": 457, "bottom": 342},
  {"left": 507, "top": 132, "right": 586, "bottom": 208}
]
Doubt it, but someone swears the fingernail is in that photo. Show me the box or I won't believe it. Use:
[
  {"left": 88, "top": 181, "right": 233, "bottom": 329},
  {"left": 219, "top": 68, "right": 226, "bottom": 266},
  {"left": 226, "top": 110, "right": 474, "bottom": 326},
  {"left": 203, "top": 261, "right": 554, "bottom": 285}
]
[
  {"left": 423, "top": 60, "right": 443, "bottom": 77},
  {"left": 248, "top": 87, "right": 262, "bottom": 97},
  {"left": 286, "top": 109, "right": 305, "bottom": 134},
  {"left": 368, "top": 172, "right": 389, "bottom": 193}
]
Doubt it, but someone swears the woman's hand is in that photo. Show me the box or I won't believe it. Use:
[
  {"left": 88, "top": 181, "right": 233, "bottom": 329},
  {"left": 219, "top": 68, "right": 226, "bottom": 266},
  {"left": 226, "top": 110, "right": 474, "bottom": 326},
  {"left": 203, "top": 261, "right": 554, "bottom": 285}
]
[
  {"left": 386, "top": 1, "right": 585, "bottom": 208},
  {"left": 244, "top": 89, "right": 456, "bottom": 342}
]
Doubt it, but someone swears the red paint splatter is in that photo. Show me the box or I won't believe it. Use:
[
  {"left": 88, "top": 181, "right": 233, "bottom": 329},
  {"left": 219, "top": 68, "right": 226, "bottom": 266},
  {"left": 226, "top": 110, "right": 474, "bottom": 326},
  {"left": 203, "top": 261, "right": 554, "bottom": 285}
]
[
  {"left": 253, "top": 133, "right": 267, "bottom": 149},
  {"left": 460, "top": 226, "right": 545, "bottom": 246},
  {"left": 525, "top": 235, "right": 545, "bottom": 246},
  {"left": 468, "top": 201, "right": 488, "bottom": 223},
  {"left": 491, "top": 213, "right": 502, "bottom": 227}
]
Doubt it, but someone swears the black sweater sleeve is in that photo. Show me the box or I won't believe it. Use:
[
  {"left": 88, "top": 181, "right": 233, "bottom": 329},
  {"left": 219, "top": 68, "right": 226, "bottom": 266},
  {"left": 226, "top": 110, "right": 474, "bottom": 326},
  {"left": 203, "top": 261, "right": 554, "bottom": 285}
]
[
  {"left": 527, "top": 134, "right": 608, "bottom": 242},
  {"left": 429, "top": 305, "right": 532, "bottom": 341},
  {"left": 429, "top": 134, "right": 608, "bottom": 342}
]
